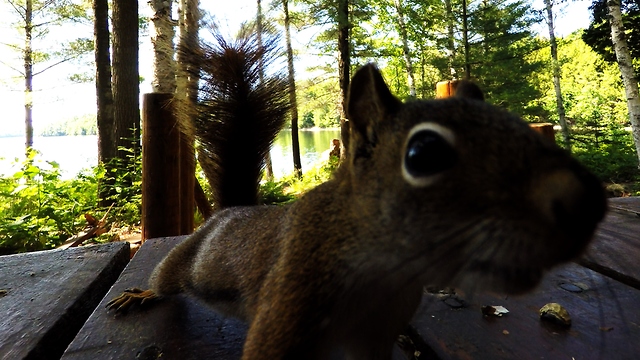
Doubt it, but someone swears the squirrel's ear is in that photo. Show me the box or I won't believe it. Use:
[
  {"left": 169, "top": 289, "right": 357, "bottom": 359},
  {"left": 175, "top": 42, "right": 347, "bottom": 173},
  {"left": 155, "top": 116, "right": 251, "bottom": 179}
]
[
  {"left": 453, "top": 80, "right": 485, "bottom": 101},
  {"left": 347, "top": 64, "right": 401, "bottom": 140}
]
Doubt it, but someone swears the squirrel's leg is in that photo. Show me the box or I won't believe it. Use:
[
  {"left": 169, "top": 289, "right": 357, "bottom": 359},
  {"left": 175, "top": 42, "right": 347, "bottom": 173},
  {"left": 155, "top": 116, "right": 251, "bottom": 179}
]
[{"left": 107, "top": 221, "right": 213, "bottom": 312}]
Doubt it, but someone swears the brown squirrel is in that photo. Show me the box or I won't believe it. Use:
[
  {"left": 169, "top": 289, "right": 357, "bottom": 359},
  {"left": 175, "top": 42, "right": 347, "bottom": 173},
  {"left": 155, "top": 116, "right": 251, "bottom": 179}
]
[{"left": 108, "top": 28, "right": 607, "bottom": 360}]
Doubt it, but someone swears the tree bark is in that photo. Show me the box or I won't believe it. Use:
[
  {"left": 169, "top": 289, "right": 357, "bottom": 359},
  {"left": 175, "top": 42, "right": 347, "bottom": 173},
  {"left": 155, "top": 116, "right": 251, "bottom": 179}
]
[
  {"left": 607, "top": 0, "right": 640, "bottom": 168},
  {"left": 24, "top": 0, "right": 33, "bottom": 150},
  {"left": 337, "top": 0, "right": 351, "bottom": 160},
  {"left": 94, "top": 0, "right": 115, "bottom": 165},
  {"left": 176, "top": 0, "right": 200, "bottom": 227},
  {"left": 149, "top": 0, "right": 177, "bottom": 93},
  {"left": 255, "top": 0, "right": 275, "bottom": 180},
  {"left": 544, "top": 0, "right": 570, "bottom": 150},
  {"left": 112, "top": 0, "right": 141, "bottom": 168},
  {"left": 94, "top": 0, "right": 116, "bottom": 206},
  {"left": 393, "top": 0, "right": 416, "bottom": 97},
  {"left": 444, "top": 0, "right": 456, "bottom": 78},
  {"left": 462, "top": 0, "right": 471, "bottom": 79},
  {"left": 283, "top": 0, "right": 302, "bottom": 177}
]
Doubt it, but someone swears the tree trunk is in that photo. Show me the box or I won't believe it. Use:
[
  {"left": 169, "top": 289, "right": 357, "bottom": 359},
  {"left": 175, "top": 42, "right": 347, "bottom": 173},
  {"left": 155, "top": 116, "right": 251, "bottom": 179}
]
[
  {"left": 94, "top": 0, "right": 115, "bottom": 164},
  {"left": 94, "top": 0, "right": 116, "bottom": 206},
  {"left": 462, "top": 0, "right": 471, "bottom": 79},
  {"left": 24, "top": 0, "right": 33, "bottom": 151},
  {"left": 283, "top": 0, "right": 302, "bottom": 177},
  {"left": 112, "top": 0, "right": 140, "bottom": 174},
  {"left": 177, "top": 0, "right": 200, "bottom": 226},
  {"left": 444, "top": 0, "right": 456, "bottom": 78},
  {"left": 256, "top": 0, "right": 275, "bottom": 180},
  {"left": 481, "top": 0, "right": 490, "bottom": 56},
  {"left": 607, "top": 0, "right": 640, "bottom": 167},
  {"left": 544, "top": 0, "right": 570, "bottom": 150},
  {"left": 393, "top": 0, "right": 416, "bottom": 97},
  {"left": 337, "top": 0, "right": 350, "bottom": 160},
  {"left": 149, "top": 0, "right": 177, "bottom": 93}
]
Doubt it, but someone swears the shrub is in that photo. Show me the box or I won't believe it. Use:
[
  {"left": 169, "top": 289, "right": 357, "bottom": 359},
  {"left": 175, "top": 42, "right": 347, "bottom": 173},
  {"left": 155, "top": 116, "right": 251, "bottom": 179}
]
[{"left": 0, "top": 150, "right": 99, "bottom": 254}]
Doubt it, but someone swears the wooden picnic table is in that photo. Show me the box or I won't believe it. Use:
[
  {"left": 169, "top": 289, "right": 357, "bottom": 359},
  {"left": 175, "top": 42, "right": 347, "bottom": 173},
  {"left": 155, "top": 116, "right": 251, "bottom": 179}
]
[
  {"left": 410, "top": 196, "right": 640, "bottom": 359},
  {"left": 1, "top": 197, "right": 638, "bottom": 359},
  {"left": 0, "top": 242, "right": 129, "bottom": 360}
]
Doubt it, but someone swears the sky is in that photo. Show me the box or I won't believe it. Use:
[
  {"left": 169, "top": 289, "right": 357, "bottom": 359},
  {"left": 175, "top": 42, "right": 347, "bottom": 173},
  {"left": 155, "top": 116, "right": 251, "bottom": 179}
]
[{"left": 0, "top": 0, "right": 593, "bottom": 137}]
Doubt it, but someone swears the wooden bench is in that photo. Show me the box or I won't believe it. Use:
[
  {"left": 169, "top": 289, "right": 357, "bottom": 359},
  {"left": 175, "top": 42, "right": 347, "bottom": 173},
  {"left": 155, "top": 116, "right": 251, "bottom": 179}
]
[{"left": 2, "top": 198, "right": 638, "bottom": 359}]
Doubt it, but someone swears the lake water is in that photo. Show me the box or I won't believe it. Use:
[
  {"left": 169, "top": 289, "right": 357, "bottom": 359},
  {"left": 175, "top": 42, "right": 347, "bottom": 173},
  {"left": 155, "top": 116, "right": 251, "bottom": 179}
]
[{"left": 0, "top": 130, "right": 341, "bottom": 179}]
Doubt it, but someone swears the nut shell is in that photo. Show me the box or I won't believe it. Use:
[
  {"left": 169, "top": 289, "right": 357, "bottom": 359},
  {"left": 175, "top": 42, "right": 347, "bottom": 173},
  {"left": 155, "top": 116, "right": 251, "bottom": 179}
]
[{"left": 539, "top": 302, "right": 571, "bottom": 327}]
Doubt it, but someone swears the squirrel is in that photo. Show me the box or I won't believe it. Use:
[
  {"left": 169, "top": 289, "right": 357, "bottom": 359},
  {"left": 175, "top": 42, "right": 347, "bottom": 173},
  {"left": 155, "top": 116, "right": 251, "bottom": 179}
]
[{"left": 107, "top": 27, "right": 607, "bottom": 360}]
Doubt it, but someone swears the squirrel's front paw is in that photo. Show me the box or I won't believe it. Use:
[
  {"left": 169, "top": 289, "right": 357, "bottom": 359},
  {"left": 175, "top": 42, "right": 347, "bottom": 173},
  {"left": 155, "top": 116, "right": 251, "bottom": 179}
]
[{"left": 106, "top": 288, "right": 158, "bottom": 313}]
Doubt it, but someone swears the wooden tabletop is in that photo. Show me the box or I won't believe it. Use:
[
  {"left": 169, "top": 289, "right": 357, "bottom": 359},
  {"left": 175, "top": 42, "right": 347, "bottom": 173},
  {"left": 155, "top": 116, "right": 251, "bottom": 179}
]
[
  {"left": 60, "top": 236, "right": 248, "bottom": 360},
  {"left": 0, "top": 242, "right": 129, "bottom": 360},
  {"left": 56, "top": 196, "right": 640, "bottom": 359},
  {"left": 0, "top": 197, "right": 628, "bottom": 360},
  {"left": 411, "top": 196, "right": 640, "bottom": 360}
]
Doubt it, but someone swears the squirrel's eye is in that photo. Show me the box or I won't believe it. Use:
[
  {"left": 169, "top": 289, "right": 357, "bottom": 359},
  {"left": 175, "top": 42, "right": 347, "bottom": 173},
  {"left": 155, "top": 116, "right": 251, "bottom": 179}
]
[{"left": 402, "top": 124, "right": 457, "bottom": 187}]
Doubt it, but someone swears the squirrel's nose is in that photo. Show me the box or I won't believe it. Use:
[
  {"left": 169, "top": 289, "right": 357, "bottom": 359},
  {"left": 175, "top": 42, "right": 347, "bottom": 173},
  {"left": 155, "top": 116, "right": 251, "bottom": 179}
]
[{"left": 531, "top": 165, "right": 607, "bottom": 260}]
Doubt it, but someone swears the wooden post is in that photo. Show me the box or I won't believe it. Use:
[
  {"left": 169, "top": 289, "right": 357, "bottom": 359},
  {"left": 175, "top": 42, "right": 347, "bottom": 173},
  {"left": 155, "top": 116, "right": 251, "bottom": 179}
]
[
  {"left": 142, "top": 93, "right": 181, "bottom": 240},
  {"left": 179, "top": 129, "right": 195, "bottom": 234},
  {"left": 529, "top": 123, "right": 556, "bottom": 143},
  {"left": 436, "top": 80, "right": 454, "bottom": 98}
]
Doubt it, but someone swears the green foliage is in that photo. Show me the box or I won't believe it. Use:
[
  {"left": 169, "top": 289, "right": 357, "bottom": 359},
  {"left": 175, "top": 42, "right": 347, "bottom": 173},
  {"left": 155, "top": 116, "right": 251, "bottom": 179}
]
[
  {"left": 531, "top": 31, "right": 639, "bottom": 182},
  {"left": 258, "top": 155, "right": 340, "bottom": 206},
  {"left": 100, "top": 147, "right": 143, "bottom": 223},
  {"left": 260, "top": 180, "right": 298, "bottom": 205},
  {"left": 300, "top": 112, "right": 316, "bottom": 128},
  {"left": 297, "top": 77, "right": 341, "bottom": 128},
  {"left": 582, "top": 0, "right": 640, "bottom": 73},
  {"left": 0, "top": 146, "right": 143, "bottom": 255},
  {"left": 279, "top": 155, "right": 340, "bottom": 195},
  {"left": 572, "top": 122, "right": 639, "bottom": 182},
  {"left": 464, "top": 0, "right": 546, "bottom": 118},
  {"left": 0, "top": 149, "right": 99, "bottom": 255}
]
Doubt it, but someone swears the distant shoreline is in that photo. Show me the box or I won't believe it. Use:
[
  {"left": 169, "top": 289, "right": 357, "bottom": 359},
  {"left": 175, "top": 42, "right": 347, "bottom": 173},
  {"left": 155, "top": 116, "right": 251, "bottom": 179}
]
[
  {"left": 1, "top": 129, "right": 340, "bottom": 138},
  {"left": 0, "top": 134, "right": 97, "bottom": 138}
]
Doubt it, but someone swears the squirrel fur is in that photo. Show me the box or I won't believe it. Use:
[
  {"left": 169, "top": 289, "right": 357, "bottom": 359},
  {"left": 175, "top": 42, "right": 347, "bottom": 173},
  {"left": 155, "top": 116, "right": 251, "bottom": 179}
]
[{"left": 108, "top": 28, "right": 607, "bottom": 360}]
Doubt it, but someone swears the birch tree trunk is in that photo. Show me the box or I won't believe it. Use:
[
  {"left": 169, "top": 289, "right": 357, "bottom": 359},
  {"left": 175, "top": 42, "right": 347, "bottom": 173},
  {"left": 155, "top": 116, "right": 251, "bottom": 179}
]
[
  {"left": 149, "top": 0, "right": 177, "bottom": 93},
  {"left": 607, "top": 0, "right": 640, "bottom": 167},
  {"left": 544, "top": 0, "right": 571, "bottom": 150},
  {"left": 177, "top": 0, "right": 201, "bottom": 226},
  {"left": 256, "top": 0, "right": 275, "bottom": 180},
  {"left": 24, "top": 0, "right": 33, "bottom": 150},
  {"left": 176, "top": 0, "right": 199, "bottom": 127},
  {"left": 393, "top": 0, "right": 416, "bottom": 97},
  {"left": 283, "top": 0, "right": 302, "bottom": 177}
]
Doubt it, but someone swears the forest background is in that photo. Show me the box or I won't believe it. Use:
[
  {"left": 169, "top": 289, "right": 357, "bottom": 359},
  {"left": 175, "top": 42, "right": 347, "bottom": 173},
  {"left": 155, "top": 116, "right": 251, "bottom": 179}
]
[{"left": 0, "top": 0, "right": 639, "bottom": 254}]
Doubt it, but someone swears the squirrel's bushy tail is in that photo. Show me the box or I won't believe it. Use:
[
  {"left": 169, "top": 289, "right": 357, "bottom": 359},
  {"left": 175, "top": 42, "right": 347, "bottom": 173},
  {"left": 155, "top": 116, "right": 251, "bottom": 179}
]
[{"left": 180, "top": 24, "right": 290, "bottom": 209}]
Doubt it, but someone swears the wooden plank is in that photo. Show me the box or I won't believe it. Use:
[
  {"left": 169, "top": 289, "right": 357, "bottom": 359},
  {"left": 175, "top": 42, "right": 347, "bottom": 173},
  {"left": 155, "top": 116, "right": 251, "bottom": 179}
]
[
  {"left": 580, "top": 198, "right": 640, "bottom": 290},
  {"left": 63, "top": 236, "right": 414, "bottom": 360},
  {"left": 0, "top": 242, "right": 130, "bottom": 360},
  {"left": 410, "top": 262, "right": 640, "bottom": 360},
  {"left": 61, "top": 236, "right": 247, "bottom": 360},
  {"left": 608, "top": 196, "right": 640, "bottom": 214}
]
